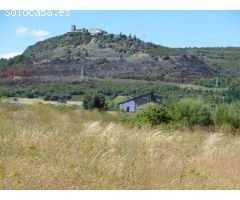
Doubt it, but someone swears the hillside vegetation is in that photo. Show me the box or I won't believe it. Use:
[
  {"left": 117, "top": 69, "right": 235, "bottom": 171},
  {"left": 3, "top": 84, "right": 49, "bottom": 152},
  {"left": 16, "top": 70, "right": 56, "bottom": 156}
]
[
  {"left": 0, "top": 80, "right": 226, "bottom": 105},
  {"left": 1, "top": 29, "right": 239, "bottom": 85}
]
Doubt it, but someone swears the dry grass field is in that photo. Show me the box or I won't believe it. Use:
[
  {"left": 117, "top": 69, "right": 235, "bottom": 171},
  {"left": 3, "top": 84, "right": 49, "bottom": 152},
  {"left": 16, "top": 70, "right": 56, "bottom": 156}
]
[{"left": 1, "top": 104, "right": 240, "bottom": 189}]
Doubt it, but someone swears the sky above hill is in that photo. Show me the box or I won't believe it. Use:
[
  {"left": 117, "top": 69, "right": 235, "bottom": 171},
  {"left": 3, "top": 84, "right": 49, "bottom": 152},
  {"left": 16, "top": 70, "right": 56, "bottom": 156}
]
[{"left": 0, "top": 10, "right": 240, "bottom": 58}]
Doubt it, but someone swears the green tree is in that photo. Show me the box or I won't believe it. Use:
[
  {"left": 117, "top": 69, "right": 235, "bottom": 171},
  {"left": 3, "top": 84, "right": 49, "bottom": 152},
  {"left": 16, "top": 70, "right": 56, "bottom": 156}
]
[{"left": 83, "top": 93, "right": 107, "bottom": 111}]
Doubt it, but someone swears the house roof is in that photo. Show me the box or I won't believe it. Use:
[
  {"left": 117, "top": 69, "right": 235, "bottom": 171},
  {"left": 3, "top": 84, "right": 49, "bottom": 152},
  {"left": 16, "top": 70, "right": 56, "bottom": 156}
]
[{"left": 119, "top": 92, "right": 159, "bottom": 105}]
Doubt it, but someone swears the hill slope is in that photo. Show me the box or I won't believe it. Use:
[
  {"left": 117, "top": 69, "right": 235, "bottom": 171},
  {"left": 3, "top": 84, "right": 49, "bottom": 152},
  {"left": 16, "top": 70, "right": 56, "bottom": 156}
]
[{"left": 1, "top": 29, "right": 240, "bottom": 84}]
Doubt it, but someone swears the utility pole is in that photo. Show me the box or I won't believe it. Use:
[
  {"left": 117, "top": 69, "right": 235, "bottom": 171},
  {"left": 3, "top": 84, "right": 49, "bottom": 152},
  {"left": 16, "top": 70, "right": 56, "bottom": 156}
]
[
  {"left": 81, "top": 66, "right": 84, "bottom": 79},
  {"left": 215, "top": 76, "right": 220, "bottom": 105},
  {"left": 215, "top": 76, "right": 219, "bottom": 89}
]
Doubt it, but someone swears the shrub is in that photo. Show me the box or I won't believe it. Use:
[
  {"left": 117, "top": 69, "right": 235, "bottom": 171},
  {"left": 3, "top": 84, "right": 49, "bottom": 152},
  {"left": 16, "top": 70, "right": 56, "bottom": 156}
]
[
  {"left": 226, "top": 79, "right": 240, "bottom": 102},
  {"left": 213, "top": 104, "right": 240, "bottom": 129},
  {"left": 132, "top": 103, "right": 172, "bottom": 126},
  {"left": 83, "top": 93, "right": 107, "bottom": 111},
  {"left": 214, "top": 105, "right": 231, "bottom": 126},
  {"left": 26, "top": 92, "right": 36, "bottom": 99},
  {"left": 43, "top": 94, "right": 51, "bottom": 101},
  {"left": 108, "top": 101, "right": 120, "bottom": 111},
  {"left": 171, "top": 99, "right": 213, "bottom": 126},
  {"left": 194, "top": 78, "right": 216, "bottom": 88},
  {"left": 95, "top": 57, "right": 108, "bottom": 65}
]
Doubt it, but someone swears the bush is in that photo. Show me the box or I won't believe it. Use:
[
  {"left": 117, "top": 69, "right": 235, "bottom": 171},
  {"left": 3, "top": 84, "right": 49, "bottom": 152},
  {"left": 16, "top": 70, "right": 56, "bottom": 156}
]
[
  {"left": 108, "top": 102, "right": 120, "bottom": 111},
  {"left": 132, "top": 103, "right": 172, "bottom": 126},
  {"left": 26, "top": 92, "right": 36, "bottom": 99},
  {"left": 194, "top": 78, "right": 216, "bottom": 88},
  {"left": 95, "top": 57, "right": 108, "bottom": 65},
  {"left": 214, "top": 105, "right": 230, "bottom": 126},
  {"left": 43, "top": 94, "right": 51, "bottom": 101},
  {"left": 226, "top": 79, "right": 240, "bottom": 102},
  {"left": 213, "top": 104, "right": 240, "bottom": 129},
  {"left": 83, "top": 93, "right": 107, "bottom": 111},
  {"left": 171, "top": 99, "right": 213, "bottom": 126}
]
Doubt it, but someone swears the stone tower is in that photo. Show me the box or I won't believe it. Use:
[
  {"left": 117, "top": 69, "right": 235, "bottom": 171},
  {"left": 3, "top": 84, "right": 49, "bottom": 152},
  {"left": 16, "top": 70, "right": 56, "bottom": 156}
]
[{"left": 71, "top": 25, "right": 76, "bottom": 32}]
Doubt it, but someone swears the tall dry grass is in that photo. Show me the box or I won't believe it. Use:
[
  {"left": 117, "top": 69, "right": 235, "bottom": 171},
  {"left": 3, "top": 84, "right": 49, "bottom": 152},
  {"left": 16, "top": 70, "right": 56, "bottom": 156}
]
[{"left": 0, "top": 104, "right": 240, "bottom": 189}]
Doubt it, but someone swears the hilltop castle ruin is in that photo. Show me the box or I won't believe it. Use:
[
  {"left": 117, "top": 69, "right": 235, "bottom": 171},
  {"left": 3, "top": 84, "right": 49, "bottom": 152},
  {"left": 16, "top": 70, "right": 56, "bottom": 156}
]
[{"left": 70, "top": 25, "right": 107, "bottom": 36}]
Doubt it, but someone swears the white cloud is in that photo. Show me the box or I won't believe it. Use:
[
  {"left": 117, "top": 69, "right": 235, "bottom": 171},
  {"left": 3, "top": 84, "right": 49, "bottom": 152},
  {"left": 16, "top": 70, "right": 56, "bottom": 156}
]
[
  {"left": 0, "top": 52, "right": 22, "bottom": 59},
  {"left": 16, "top": 26, "right": 29, "bottom": 36},
  {"left": 16, "top": 26, "right": 49, "bottom": 40},
  {"left": 30, "top": 29, "right": 49, "bottom": 39}
]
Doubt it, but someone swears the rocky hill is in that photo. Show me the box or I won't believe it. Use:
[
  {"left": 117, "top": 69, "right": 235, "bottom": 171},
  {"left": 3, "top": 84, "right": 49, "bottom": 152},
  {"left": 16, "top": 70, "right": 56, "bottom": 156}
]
[{"left": 1, "top": 28, "right": 240, "bottom": 84}]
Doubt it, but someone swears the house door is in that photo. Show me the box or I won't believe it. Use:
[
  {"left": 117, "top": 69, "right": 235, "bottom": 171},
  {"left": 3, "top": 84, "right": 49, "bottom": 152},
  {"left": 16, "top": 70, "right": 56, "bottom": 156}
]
[{"left": 126, "top": 106, "right": 130, "bottom": 112}]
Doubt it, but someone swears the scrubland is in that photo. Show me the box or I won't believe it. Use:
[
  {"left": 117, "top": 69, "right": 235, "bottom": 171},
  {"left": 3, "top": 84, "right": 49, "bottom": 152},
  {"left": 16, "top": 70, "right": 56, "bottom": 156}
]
[{"left": 1, "top": 104, "right": 240, "bottom": 189}]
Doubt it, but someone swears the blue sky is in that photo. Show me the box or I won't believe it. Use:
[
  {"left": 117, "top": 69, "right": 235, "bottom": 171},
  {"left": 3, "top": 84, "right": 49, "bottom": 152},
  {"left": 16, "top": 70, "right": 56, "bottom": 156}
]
[{"left": 0, "top": 10, "right": 240, "bottom": 58}]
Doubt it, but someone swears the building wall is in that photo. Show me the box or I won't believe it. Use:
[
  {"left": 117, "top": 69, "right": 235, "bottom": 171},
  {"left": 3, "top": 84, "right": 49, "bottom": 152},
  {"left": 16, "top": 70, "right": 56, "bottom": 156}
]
[
  {"left": 119, "top": 93, "right": 161, "bottom": 113},
  {"left": 135, "top": 93, "right": 153, "bottom": 107},
  {"left": 119, "top": 99, "right": 135, "bottom": 112}
]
